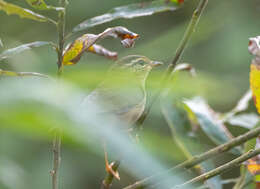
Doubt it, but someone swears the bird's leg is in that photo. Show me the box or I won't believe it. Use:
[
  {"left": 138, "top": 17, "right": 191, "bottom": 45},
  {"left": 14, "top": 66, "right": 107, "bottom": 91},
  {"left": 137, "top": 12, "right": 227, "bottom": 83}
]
[{"left": 104, "top": 144, "right": 120, "bottom": 180}]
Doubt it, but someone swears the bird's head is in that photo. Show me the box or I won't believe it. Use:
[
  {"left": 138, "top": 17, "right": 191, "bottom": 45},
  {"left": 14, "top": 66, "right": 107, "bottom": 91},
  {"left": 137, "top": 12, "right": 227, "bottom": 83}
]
[{"left": 109, "top": 55, "right": 163, "bottom": 83}]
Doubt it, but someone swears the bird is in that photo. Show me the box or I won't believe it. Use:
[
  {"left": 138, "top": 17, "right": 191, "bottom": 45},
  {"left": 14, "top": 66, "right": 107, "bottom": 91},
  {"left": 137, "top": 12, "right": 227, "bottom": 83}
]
[{"left": 81, "top": 55, "right": 162, "bottom": 179}]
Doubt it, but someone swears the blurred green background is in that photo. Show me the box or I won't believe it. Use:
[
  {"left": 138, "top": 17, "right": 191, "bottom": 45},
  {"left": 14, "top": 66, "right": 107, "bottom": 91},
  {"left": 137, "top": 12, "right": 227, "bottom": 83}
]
[{"left": 0, "top": 0, "right": 260, "bottom": 188}]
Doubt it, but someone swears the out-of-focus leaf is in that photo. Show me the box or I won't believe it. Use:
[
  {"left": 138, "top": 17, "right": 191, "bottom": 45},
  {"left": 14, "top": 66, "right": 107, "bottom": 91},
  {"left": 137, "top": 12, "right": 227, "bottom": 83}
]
[
  {"left": 0, "top": 39, "right": 3, "bottom": 48},
  {"left": 62, "top": 26, "right": 139, "bottom": 65},
  {"left": 0, "top": 41, "right": 51, "bottom": 61},
  {"left": 0, "top": 69, "right": 50, "bottom": 78},
  {"left": 72, "top": 0, "right": 184, "bottom": 33},
  {"left": 222, "top": 90, "right": 252, "bottom": 122},
  {"left": 232, "top": 90, "right": 252, "bottom": 113},
  {"left": 0, "top": 0, "right": 56, "bottom": 23},
  {"left": 246, "top": 137, "right": 260, "bottom": 175},
  {"left": 0, "top": 78, "right": 188, "bottom": 189},
  {"left": 25, "top": 0, "right": 64, "bottom": 11},
  {"left": 0, "top": 158, "right": 26, "bottom": 189},
  {"left": 227, "top": 113, "right": 259, "bottom": 129},
  {"left": 161, "top": 96, "right": 222, "bottom": 189},
  {"left": 183, "top": 97, "right": 241, "bottom": 155}
]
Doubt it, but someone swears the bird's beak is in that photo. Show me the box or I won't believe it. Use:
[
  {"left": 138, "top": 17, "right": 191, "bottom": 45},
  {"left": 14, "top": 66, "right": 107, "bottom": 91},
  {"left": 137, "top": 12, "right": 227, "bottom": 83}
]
[{"left": 150, "top": 61, "right": 163, "bottom": 67}]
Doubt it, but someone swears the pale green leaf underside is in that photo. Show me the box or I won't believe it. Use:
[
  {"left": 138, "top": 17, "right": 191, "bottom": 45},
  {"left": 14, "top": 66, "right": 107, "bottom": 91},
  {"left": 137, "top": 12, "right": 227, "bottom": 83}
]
[
  {"left": 161, "top": 97, "right": 222, "bottom": 189},
  {"left": 0, "top": 0, "right": 56, "bottom": 23},
  {"left": 0, "top": 41, "right": 51, "bottom": 61},
  {"left": 73, "top": 0, "right": 182, "bottom": 33},
  {"left": 25, "top": 0, "right": 64, "bottom": 11},
  {"left": 184, "top": 97, "right": 242, "bottom": 155}
]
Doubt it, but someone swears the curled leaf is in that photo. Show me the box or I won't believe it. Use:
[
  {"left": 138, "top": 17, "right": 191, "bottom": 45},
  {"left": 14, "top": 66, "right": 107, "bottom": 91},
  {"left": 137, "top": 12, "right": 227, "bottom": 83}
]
[
  {"left": 0, "top": 0, "right": 56, "bottom": 24},
  {"left": 0, "top": 41, "right": 51, "bottom": 61},
  {"left": 72, "top": 0, "right": 184, "bottom": 33},
  {"left": 249, "top": 36, "right": 260, "bottom": 57},
  {"left": 173, "top": 63, "right": 196, "bottom": 76},
  {"left": 62, "top": 26, "right": 139, "bottom": 65},
  {"left": 0, "top": 69, "right": 50, "bottom": 78},
  {"left": 25, "top": 0, "right": 64, "bottom": 11},
  {"left": 87, "top": 44, "right": 117, "bottom": 60}
]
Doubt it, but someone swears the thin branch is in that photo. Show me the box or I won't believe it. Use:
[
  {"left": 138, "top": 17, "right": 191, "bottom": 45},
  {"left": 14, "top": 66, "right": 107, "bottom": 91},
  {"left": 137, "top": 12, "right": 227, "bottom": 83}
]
[
  {"left": 101, "top": 161, "right": 120, "bottom": 189},
  {"left": 136, "top": 0, "right": 208, "bottom": 126},
  {"left": 123, "top": 126, "right": 260, "bottom": 189},
  {"left": 166, "top": 0, "right": 208, "bottom": 76},
  {"left": 51, "top": 131, "right": 62, "bottom": 189},
  {"left": 173, "top": 148, "right": 260, "bottom": 188},
  {"left": 50, "top": 0, "right": 67, "bottom": 188}
]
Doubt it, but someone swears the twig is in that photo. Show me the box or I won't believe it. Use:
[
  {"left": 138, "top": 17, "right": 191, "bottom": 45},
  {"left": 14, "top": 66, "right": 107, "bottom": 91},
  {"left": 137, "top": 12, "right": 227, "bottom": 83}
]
[
  {"left": 173, "top": 148, "right": 260, "bottom": 188},
  {"left": 136, "top": 0, "right": 208, "bottom": 126},
  {"left": 101, "top": 161, "right": 120, "bottom": 189},
  {"left": 123, "top": 126, "right": 260, "bottom": 189},
  {"left": 51, "top": 131, "right": 62, "bottom": 189},
  {"left": 50, "top": 0, "right": 67, "bottom": 188}
]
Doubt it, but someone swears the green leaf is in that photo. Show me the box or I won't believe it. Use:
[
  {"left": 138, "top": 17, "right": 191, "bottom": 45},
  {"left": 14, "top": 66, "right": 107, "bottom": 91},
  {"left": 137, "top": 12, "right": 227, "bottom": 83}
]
[
  {"left": 227, "top": 113, "right": 259, "bottom": 130},
  {"left": 0, "top": 0, "right": 56, "bottom": 24},
  {"left": 0, "top": 69, "right": 50, "bottom": 78},
  {"left": 25, "top": 0, "right": 64, "bottom": 11},
  {"left": 161, "top": 96, "right": 222, "bottom": 189},
  {"left": 0, "top": 41, "right": 51, "bottom": 61},
  {"left": 183, "top": 97, "right": 242, "bottom": 155},
  {"left": 72, "top": 0, "right": 183, "bottom": 33}
]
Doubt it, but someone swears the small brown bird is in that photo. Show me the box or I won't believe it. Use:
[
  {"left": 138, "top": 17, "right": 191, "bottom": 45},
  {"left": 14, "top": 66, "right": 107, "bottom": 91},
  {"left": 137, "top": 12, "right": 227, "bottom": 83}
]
[{"left": 81, "top": 55, "right": 162, "bottom": 178}]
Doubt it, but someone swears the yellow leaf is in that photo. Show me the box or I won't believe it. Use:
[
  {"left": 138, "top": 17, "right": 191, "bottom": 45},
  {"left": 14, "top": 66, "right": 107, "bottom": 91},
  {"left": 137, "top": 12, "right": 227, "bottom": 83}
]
[
  {"left": 250, "top": 63, "right": 260, "bottom": 114},
  {"left": 62, "top": 35, "right": 87, "bottom": 65},
  {"left": 25, "top": 0, "right": 63, "bottom": 11}
]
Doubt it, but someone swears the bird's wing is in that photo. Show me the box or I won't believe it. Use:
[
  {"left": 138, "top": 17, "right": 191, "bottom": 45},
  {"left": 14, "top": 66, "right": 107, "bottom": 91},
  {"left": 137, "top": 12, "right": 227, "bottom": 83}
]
[{"left": 82, "top": 83, "right": 145, "bottom": 122}]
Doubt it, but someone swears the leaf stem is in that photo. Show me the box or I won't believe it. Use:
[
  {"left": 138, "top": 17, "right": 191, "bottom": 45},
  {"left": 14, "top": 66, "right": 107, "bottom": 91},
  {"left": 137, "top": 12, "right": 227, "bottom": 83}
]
[
  {"left": 173, "top": 148, "right": 260, "bottom": 188},
  {"left": 123, "top": 125, "right": 260, "bottom": 189},
  {"left": 57, "top": 0, "right": 67, "bottom": 76}
]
